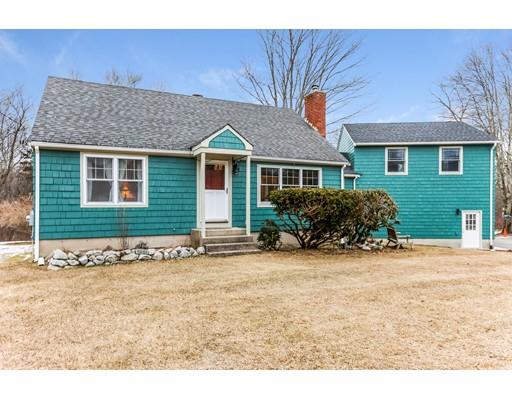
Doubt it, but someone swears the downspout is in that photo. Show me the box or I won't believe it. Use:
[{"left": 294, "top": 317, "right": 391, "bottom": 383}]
[
  {"left": 34, "top": 146, "right": 40, "bottom": 262},
  {"left": 489, "top": 143, "right": 497, "bottom": 249},
  {"left": 353, "top": 176, "right": 359, "bottom": 190},
  {"left": 341, "top": 165, "right": 346, "bottom": 189}
]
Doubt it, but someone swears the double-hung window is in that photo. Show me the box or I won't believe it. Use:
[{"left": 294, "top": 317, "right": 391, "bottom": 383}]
[
  {"left": 385, "top": 147, "right": 408, "bottom": 175},
  {"left": 82, "top": 153, "right": 147, "bottom": 207},
  {"left": 258, "top": 165, "right": 322, "bottom": 207},
  {"left": 439, "top": 146, "right": 463, "bottom": 175}
]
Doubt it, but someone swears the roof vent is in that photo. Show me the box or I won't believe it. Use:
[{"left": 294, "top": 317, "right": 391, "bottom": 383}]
[{"left": 192, "top": 93, "right": 203, "bottom": 97}]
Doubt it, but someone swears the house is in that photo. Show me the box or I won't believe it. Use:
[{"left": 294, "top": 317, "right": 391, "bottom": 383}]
[
  {"left": 30, "top": 77, "right": 349, "bottom": 259},
  {"left": 338, "top": 122, "right": 498, "bottom": 249}
]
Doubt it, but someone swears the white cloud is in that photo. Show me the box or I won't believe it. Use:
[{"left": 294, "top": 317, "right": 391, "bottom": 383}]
[
  {"left": 377, "top": 105, "right": 421, "bottom": 123},
  {"left": 54, "top": 31, "right": 80, "bottom": 66},
  {"left": 198, "top": 68, "right": 239, "bottom": 92},
  {"left": 0, "top": 32, "right": 24, "bottom": 64}
]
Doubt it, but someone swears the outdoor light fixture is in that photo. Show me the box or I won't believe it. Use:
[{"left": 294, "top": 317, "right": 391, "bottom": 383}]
[
  {"left": 233, "top": 161, "right": 240, "bottom": 175},
  {"left": 456, "top": 208, "right": 461, "bottom": 215}
]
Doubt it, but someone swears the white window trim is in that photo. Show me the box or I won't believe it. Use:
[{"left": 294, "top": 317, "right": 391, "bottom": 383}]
[
  {"left": 257, "top": 164, "right": 323, "bottom": 208},
  {"left": 80, "top": 152, "right": 149, "bottom": 208},
  {"left": 439, "top": 146, "right": 463, "bottom": 175},
  {"left": 385, "top": 147, "right": 408, "bottom": 176}
]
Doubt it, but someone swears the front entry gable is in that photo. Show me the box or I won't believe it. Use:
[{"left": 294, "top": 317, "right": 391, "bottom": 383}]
[{"left": 192, "top": 124, "right": 253, "bottom": 156}]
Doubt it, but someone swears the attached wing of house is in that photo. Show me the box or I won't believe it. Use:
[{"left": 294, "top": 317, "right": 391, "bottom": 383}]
[
  {"left": 339, "top": 121, "right": 498, "bottom": 249},
  {"left": 30, "top": 77, "right": 348, "bottom": 258}
]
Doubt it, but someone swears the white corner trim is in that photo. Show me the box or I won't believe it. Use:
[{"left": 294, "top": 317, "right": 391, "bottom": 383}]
[
  {"left": 33, "top": 146, "right": 40, "bottom": 262},
  {"left": 490, "top": 143, "right": 497, "bottom": 247},
  {"left": 439, "top": 146, "right": 463, "bottom": 175},
  {"left": 354, "top": 140, "right": 499, "bottom": 147},
  {"left": 256, "top": 164, "right": 323, "bottom": 208},
  {"left": 191, "top": 124, "right": 253, "bottom": 152},
  {"left": 385, "top": 147, "right": 408, "bottom": 176},
  {"left": 80, "top": 152, "right": 149, "bottom": 208}
]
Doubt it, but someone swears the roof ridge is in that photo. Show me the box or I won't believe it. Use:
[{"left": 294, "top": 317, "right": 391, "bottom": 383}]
[{"left": 47, "top": 75, "right": 300, "bottom": 115}]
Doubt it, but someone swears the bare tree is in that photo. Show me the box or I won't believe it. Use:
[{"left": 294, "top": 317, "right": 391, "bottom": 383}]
[
  {"left": 434, "top": 45, "right": 512, "bottom": 223},
  {"left": 0, "top": 88, "right": 31, "bottom": 200},
  {"left": 105, "top": 68, "right": 143, "bottom": 88},
  {"left": 68, "top": 68, "right": 81, "bottom": 80},
  {"left": 238, "top": 30, "right": 368, "bottom": 139}
]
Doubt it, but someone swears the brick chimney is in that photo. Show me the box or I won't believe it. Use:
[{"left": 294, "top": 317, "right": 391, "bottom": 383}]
[{"left": 304, "top": 84, "right": 326, "bottom": 137}]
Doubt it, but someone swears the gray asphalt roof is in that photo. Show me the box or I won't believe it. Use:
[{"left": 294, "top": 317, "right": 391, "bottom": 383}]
[
  {"left": 31, "top": 77, "right": 347, "bottom": 163},
  {"left": 343, "top": 122, "right": 495, "bottom": 144}
]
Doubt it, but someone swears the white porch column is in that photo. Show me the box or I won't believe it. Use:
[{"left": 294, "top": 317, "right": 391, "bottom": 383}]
[
  {"left": 245, "top": 155, "right": 251, "bottom": 236},
  {"left": 200, "top": 152, "right": 206, "bottom": 238}
]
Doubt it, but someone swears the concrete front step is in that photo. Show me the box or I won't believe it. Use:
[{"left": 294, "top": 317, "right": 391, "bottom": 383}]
[
  {"left": 205, "top": 228, "right": 246, "bottom": 237},
  {"left": 207, "top": 248, "right": 262, "bottom": 257},
  {"left": 204, "top": 241, "right": 258, "bottom": 253},
  {"left": 202, "top": 235, "right": 254, "bottom": 245}
]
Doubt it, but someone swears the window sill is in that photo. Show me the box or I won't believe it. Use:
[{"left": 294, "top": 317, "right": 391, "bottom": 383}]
[{"left": 81, "top": 202, "right": 148, "bottom": 208}]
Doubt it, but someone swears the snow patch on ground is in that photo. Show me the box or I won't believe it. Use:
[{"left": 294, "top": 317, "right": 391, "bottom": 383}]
[{"left": 0, "top": 242, "right": 32, "bottom": 262}]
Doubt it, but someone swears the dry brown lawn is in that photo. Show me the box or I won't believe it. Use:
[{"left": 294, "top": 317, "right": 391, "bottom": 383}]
[{"left": 1, "top": 246, "right": 511, "bottom": 369}]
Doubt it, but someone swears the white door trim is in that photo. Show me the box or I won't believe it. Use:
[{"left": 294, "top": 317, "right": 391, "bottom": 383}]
[
  {"left": 204, "top": 160, "right": 232, "bottom": 227},
  {"left": 461, "top": 210, "right": 482, "bottom": 249}
]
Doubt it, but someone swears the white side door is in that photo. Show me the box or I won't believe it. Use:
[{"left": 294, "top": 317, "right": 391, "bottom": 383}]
[
  {"left": 461, "top": 211, "right": 481, "bottom": 248},
  {"left": 205, "top": 161, "right": 229, "bottom": 222}
]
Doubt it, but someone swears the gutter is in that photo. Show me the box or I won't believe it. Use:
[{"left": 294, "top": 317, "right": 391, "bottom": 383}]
[
  {"left": 490, "top": 143, "right": 497, "bottom": 249},
  {"left": 354, "top": 140, "right": 500, "bottom": 147},
  {"left": 34, "top": 146, "right": 40, "bottom": 262}
]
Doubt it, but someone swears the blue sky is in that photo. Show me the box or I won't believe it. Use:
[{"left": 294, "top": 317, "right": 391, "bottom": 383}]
[{"left": 1, "top": 29, "right": 511, "bottom": 125}]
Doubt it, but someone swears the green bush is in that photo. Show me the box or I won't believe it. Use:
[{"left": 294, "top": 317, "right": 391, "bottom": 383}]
[
  {"left": 269, "top": 188, "right": 398, "bottom": 249},
  {"left": 257, "top": 219, "right": 282, "bottom": 250}
]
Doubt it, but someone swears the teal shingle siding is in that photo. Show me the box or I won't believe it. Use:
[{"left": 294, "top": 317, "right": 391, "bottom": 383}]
[
  {"left": 38, "top": 150, "right": 342, "bottom": 239},
  {"left": 354, "top": 145, "right": 494, "bottom": 240},
  {"left": 39, "top": 150, "right": 196, "bottom": 240},
  {"left": 232, "top": 162, "right": 342, "bottom": 232},
  {"left": 344, "top": 177, "right": 355, "bottom": 189},
  {"left": 208, "top": 129, "right": 245, "bottom": 150},
  {"left": 338, "top": 129, "right": 355, "bottom": 164}
]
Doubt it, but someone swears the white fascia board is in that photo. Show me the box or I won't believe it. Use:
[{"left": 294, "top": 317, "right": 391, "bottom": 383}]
[
  {"left": 30, "top": 141, "right": 192, "bottom": 157},
  {"left": 252, "top": 156, "right": 349, "bottom": 166},
  {"left": 192, "top": 147, "right": 252, "bottom": 157},
  {"left": 354, "top": 141, "right": 499, "bottom": 146}
]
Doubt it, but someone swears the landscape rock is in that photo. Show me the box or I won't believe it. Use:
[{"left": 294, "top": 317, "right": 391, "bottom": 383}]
[
  {"left": 86, "top": 249, "right": 102, "bottom": 257},
  {"left": 78, "top": 255, "right": 89, "bottom": 265},
  {"left": 152, "top": 251, "right": 163, "bottom": 261},
  {"left": 135, "top": 248, "right": 149, "bottom": 255},
  {"left": 50, "top": 259, "right": 68, "bottom": 267},
  {"left": 138, "top": 254, "right": 152, "bottom": 261},
  {"left": 93, "top": 256, "right": 105, "bottom": 265},
  {"left": 121, "top": 249, "right": 132, "bottom": 255},
  {"left": 191, "top": 249, "right": 198, "bottom": 257},
  {"left": 170, "top": 250, "right": 178, "bottom": 259},
  {"left": 163, "top": 251, "right": 170, "bottom": 260},
  {"left": 48, "top": 265, "right": 61, "bottom": 271},
  {"left": 105, "top": 255, "right": 118, "bottom": 264},
  {"left": 67, "top": 252, "right": 78, "bottom": 260},
  {"left": 147, "top": 248, "right": 156, "bottom": 256},
  {"left": 85, "top": 261, "right": 95, "bottom": 267},
  {"left": 72, "top": 250, "right": 81, "bottom": 256},
  {"left": 121, "top": 252, "right": 138, "bottom": 262},
  {"left": 180, "top": 249, "right": 191, "bottom": 258},
  {"left": 52, "top": 249, "right": 68, "bottom": 260},
  {"left": 67, "top": 259, "right": 80, "bottom": 266},
  {"left": 196, "top": 246, "right": 205, "bottom": 255}
]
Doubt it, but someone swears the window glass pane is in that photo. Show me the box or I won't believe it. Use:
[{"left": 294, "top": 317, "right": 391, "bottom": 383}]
[
  {"left": 388, "top": 149, "right": 405, "bottom": 161},
  {"left": 260, "top": 167, "right": 280, "bottom": 202},
  {"left": 260, "top": 184, "right": 279, "bottom": 202},
  {"left": 119, "top": 181, "right": 142, "bottom": 202},
  {"left": 87, "top": 180, "right": 113, "bottom": 202},
  {"left": 119, "top": 159, "right": 142, "bottom": 180},
  {"left": 442, "top": 148, "right": 460, "bottom": 160},
  {"left": 387, "top": 160, "right": 405, "bottom": 173},
  {"left": 442, "top": 160, "right": 459, "bottom": 172},
  {"left": 302, "top": 169, "right": 319, "bottom": 187},
  {"left": 282, "top": 168, "right": 300, "bottom": 187},
  {"left": 205, "top": 164, "right": 225, "bottom": 190},
  {"left": 87, "top": 157, "right": 112, "bottom": 179},
  {"left": 441, "top": 148, "right": 460, "bottom": 172}
]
